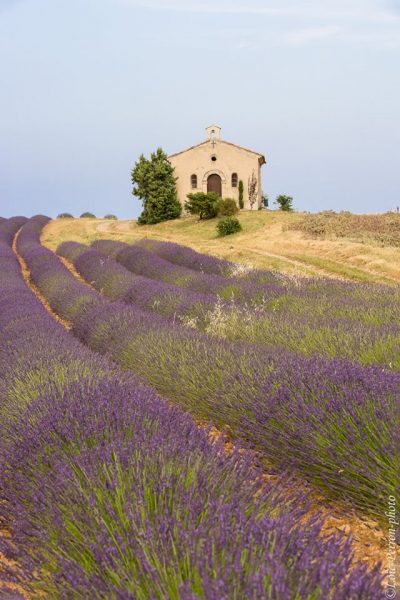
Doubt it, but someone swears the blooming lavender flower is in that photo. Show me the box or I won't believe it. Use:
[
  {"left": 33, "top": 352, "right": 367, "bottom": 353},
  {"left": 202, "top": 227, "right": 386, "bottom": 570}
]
[
  {"left": 58, "top": 242, "right": 216, "bottom": 324},
  {"left": 0, "top": 215, "right": 27, "bottom": 245},
  {"left": 66, "top": 240, "right": 400, "bottom": 368},
  {"left": 0, "top": 216, "right": 385, "bottom": 599},
  {"left": 16, "top": 219, "right": 400, "bottom": 522},
  {"left": 93, "top": 239, "right": 250, "bottom": 300},
  {"left": 134, "top": 238, "right": 235, "bottom": 276}
]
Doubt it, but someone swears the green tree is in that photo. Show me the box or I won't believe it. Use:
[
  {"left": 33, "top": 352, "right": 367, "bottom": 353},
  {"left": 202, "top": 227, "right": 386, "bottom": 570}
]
[
  {"left": 238, "top": 180, "right": 244, "bottom": 209},
  {"left": 131, "top": 148, "right": 182, "bottom": 224},
  {"left": 275, "top": 195, "right": 294, "bottom": 211},
  {"left": 57, "top": 213, "right": 74, "bottom": 219},
  {"left": 185, "top": 192, "right": 220, "bottom": 220},
  {"left": 262, "top": 193, "right": 269, "bottom": 208}
]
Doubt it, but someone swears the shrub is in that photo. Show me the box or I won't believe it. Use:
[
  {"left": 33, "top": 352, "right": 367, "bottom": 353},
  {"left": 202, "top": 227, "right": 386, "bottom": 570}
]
[
  {"left": 104, "top": 214, "right": 118, "bottom": 220},
  {"left": 275, "top": 195, "right": 294, "bottom": 211},
  {"left": 218, "top": 198, "right": 238, "bottom": 217},
  {"left": 217, "top": 217, "right": 242, "bottom": 236},
  {"left": 57, "top": 213, "right": 74, "bottom": 219},
  {"left": 80, "top": 212, "right": 96, "bottom": 218},
  {"left": 238, "top": 180, "right": 244, "bottom": 209},
  {"left": 185, "top": 192, "right": 220, "bottom": 220}
]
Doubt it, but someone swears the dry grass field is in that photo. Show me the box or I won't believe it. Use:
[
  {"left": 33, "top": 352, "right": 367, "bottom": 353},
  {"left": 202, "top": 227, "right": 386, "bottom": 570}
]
[{"left": 43, "top": 210, "right": 400, "bottom": 284}]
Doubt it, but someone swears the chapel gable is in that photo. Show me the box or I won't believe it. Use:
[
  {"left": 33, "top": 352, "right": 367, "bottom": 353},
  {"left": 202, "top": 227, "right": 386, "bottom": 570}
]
[{"left": 168, "top": 126, "right": 266, "bottom": 210}]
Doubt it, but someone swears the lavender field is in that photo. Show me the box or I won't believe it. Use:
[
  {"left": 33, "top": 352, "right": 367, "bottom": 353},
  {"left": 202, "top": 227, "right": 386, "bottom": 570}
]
[{"left": 0, "top": 215, "right": 397, "bottom": 598}]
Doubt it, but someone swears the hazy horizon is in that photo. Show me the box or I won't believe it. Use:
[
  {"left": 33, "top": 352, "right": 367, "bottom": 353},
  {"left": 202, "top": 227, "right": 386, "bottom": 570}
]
[{"left": 1, "top": 0, "right": 399, "bottom": 218}]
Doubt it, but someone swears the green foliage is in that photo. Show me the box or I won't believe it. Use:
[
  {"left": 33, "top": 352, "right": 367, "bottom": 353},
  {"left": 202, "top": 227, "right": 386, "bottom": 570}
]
[
  {"left": 57, "top": 213, "right": 74, "bottom": 219},
  {"left": 217, "top": 217, "right": 242, "bottom": 237},
  {"left": 104, "top": 214, "right": 118, "bottom": 220},
  {"left": 275, "top": 195, "right": 293, "bottom": 211},
  {"left": 238, "top": 180, "right": 244, "bottom": 209},
  {"left": 132, "top": 148, "right": 181, "bottom": 225},
  {"left": 217, "top": 198, "right": 238, "bottom": 217},
  {"left": 80, "top": 212, "right": 96, "bottom": 218},
  {"left": 185, "top": 192, "right": 220, "bottom": 220},
  {"left": 262, "top": 193, "right": 269, "bottom": 208}
]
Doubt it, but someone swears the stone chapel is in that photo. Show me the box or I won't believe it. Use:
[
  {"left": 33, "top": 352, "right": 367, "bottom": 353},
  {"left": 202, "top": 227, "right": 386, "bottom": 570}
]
[{"left": 168, "top": 125, "right": 266, "bottom": 210}]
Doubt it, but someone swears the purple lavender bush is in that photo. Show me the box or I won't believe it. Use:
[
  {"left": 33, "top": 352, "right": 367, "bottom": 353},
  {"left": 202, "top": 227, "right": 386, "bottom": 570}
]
[
  {"left": 73, "top": 241, "right": 400, "bottom": 368},
  {"left": 0, "top": 217, "right": 385, "bottom": 599},
  {"left": 58, "top": 241, "right": 216, "bottom": 324},
  {"left": 17, "top": 221, "right": 400, "bottom": 522},
  {"left": 75, "top": 299, "right": 400, "bottom": 520},
  {"left": 0, "top": 215, "right": 27, "bottom": 245},
  {"left": 94, "top": 239, "right": 246, "bottom": 299},
  {"left": 135, "top": 238, "right": 235, "bottom": 276},
  {"left": 131, "top": 239, "right": 400, "bottom": 332}
]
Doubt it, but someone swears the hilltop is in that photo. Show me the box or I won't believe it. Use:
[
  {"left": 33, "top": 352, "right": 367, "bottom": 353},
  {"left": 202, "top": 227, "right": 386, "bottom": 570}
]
[{"left": 42, "top": 210, "right": 400, "bottom": 284}]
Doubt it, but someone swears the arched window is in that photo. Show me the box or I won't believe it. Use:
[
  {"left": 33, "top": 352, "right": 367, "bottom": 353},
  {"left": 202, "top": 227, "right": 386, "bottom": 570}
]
[
  {"left": 232, "top": 173, "right": 238, "bottom": 188},
  {"left": 191, "top": 174, "right": 198, "bottom": 189}
]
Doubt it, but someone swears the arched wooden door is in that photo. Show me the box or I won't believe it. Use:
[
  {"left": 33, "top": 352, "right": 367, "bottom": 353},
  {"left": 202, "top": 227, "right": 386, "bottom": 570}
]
[{"left": 207, "top": 174, "right": 222, "bottom": 197}]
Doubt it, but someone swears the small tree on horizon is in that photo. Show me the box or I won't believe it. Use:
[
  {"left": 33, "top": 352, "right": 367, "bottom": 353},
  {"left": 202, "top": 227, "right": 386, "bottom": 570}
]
[
  {"left": 131, "top": 148, "right": 182, "bottom": 225},
  {"left": 275, "top": 195, "right": 294, "bottom": 211}
]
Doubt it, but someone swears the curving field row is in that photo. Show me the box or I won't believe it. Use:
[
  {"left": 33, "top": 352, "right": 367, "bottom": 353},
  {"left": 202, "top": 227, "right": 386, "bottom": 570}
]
[
  {"left": 58, "top": 240, "right": 216, "bottom": 325},
  {"left": 87, "top": 239, "right": 400, "bottom": 368},
  {"left": 1, "top": 216, "right": 385, "bottom": 598},
  {"left": 92, "top": 239, "right": 273, "bottom": 301},
  {"left": 18, "top": 219, "right": 400, "bottom": 523}
]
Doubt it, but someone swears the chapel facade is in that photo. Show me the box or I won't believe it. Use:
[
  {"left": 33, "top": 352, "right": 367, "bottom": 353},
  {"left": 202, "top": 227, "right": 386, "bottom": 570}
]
[{"left": 168, "top": 125, "right": 266, "bottom": 210}]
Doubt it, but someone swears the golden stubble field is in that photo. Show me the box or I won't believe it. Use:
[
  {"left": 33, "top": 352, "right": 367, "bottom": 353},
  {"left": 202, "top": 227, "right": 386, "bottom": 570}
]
[{"left": 42, "top": 210, "right": 400, "bottom": 284}]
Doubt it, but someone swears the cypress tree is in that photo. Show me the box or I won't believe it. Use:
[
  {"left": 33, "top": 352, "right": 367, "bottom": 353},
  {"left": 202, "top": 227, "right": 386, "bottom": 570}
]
[
  {"left": 238, "top": 180, "right": 244, "bottom": 209},
  {"left": 131, "top": 148, "right": 182, "bottom": 224}
]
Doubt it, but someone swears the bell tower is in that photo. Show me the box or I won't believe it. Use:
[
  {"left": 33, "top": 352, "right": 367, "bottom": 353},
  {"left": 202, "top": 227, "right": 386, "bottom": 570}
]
[{"left": 205, "top": 124, "right": 222, "bottom": 142}]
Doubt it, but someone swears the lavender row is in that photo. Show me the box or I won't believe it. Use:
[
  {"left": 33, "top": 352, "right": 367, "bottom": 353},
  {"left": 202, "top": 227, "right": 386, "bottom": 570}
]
[
  {"left": 0, "top": 215, "right": 27, "bottom": 245},
  {"left": 94, "top": 239, "right": 400, "bottom": 367},
  {"left": 92, "top": 239, "right": 280, "bottom": 302},
  {"left": 132, "top": 239, "right": 400, "bottom": 327},
  {"left": 21, "top": 220, "right": 400, "bottom": 521},
  {"left": 58, "top": 240, "right": 216, "bottom": 325},
  {"left": 59, "top": 240, "right": 400, "bottom": 368},
  {"left": 136, "top": 238, "right": 237, "bottom": 276},
  {"left": 0, "top": 218, "right": 383, "bottom": 598},
  {"left": 135, "top": 238, "right": 281, "bottom": 285}
]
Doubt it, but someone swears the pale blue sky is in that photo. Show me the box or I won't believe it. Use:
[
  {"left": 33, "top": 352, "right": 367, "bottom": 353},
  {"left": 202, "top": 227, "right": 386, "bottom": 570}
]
[{"left": 0, "top": 0, "right": 399, "bottom": 218}]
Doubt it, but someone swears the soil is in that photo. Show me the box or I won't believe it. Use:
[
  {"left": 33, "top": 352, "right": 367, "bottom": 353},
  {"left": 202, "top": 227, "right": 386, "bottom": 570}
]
[{"left": 13, "top": 231, "right": 72, "bottom": 330}]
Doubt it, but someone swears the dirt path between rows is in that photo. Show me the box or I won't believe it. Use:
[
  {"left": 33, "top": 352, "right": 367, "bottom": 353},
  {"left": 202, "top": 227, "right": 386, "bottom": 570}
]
[
  {"left": 0, "top": 542, "right": 29, "bottom": 600},
  {"left": 13, "top": 230, "right": 72, "bottom": 330},
  {"left": 12, "top": 233, "right": 391, "bottom": 582}
]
